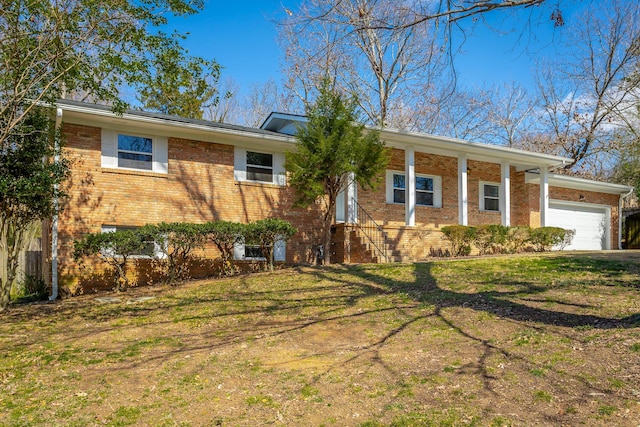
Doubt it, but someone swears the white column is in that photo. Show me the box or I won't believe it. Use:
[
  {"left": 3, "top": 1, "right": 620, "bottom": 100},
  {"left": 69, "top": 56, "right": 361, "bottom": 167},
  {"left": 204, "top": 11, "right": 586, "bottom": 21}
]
[
  {"left": 458, "top": 154, "right": 468, "bottom": 225},
  {"left": 405, "top": 146, "right": 416, "bottom": 226},
  {"left": 500, "top": 161, "right": 511, "bottom": 226},
  {"left": 540, "top": 167, "right": 549, "bottom": 227},
  {"left": 345, "top": 173, "right": 357, "bottom": 224}
]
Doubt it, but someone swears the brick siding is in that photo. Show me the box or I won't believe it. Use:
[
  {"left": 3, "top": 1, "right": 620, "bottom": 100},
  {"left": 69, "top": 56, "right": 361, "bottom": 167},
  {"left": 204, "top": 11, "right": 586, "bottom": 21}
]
[{"left": 58, "top": 123, "right": 324, "bottom": 293}]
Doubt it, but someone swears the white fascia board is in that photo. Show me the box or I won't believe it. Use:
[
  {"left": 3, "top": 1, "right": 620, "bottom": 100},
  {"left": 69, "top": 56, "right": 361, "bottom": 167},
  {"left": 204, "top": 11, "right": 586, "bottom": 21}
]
[
  {"left": 58, "top": 103, "right": 297, "bottom": 152},
  {"left": 378, "top": 127, "right": 573, "bottom": 169},
  {"left": 260, "top": 112, "right": 308, "bottom": 133},
  {"left": 525, "top": 172, "right": 633, "bottom": 195}
]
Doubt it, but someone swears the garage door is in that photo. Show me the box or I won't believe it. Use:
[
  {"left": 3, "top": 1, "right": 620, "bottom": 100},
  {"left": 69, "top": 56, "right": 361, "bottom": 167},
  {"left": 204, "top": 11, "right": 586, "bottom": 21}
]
[{"left": 547, "top": 202, "right": 609, "bottom": 250}]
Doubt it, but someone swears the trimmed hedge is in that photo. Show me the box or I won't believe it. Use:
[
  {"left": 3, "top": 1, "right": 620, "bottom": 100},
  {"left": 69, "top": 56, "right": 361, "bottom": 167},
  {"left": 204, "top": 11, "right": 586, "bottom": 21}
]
[
  {"left": 73, "top": 219, "right": 297, "bottom": 288},
  {"left": 440, "top": 224, "right": 575, "bottom": 257}
]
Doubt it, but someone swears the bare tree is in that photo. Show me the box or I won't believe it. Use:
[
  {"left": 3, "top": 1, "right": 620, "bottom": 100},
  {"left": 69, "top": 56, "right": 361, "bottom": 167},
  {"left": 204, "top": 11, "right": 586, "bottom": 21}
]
[
  {"left": 279, "top": 0, "right": 448, "bottom": 128},
  {"left": 237, "top": 79, "right": 294, "bottom": 128},
  {"left": 481, "top": 83, "right": 539, "bottom": 147},
  {"left": 536, "top": 0, "right": 640, "bottom": 170},
  {"left": 204, "top": 77, "right": 239, "bottom": 123},
  {"left": 277, "top": 0, "right": 568, "bottom": 131}
]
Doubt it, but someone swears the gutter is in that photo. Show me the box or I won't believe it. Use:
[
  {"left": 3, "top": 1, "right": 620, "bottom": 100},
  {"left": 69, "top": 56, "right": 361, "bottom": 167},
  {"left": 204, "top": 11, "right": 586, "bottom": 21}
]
[
  {"left": 49, "top": 107, "right": 62, "bottom": 301},
  {"left": 619, "top": 187, "right": 635, "bottom": 250}
]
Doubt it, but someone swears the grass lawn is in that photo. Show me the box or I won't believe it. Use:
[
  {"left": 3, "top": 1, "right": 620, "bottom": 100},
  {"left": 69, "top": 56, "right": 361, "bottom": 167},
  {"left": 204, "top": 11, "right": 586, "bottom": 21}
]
[{"left": 2, "top": 252, "right": 640, "bottom": 426}]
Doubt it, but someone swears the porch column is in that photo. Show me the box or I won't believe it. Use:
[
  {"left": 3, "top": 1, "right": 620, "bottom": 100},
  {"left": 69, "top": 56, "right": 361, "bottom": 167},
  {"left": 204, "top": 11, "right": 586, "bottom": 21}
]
[
  {"left": 345, "top": 172, "right": 357, "bottom": 224},
  {"left": 540, "top": 167, "right": 549, "bottom": 227},
  {"left": 500, "top": 161, "right": 511, "bottom": 226},
  {"left": 405, "top": 146, "right": 416, "bottom": 226},
  {"left": 458, "top": 154, "right": 468, "bottom": 225}
]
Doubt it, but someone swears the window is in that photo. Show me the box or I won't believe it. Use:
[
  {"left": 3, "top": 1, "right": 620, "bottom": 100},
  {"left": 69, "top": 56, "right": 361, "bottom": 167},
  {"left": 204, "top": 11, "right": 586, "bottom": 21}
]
[
  {"left": 233, "top": 147, "right": 286, "bottom": 185},
  {"left": 101, "top": 225, "right": 158, "bottom": 258},
  {"left": 233, "top": 240, "right": 286, "bottom": 261},
  {"left": 244, "top": 244, "right": 264, "bottom": 259},
  {"left": 416, "top": 176, "right": 435, "bottom": 206},
  {"left": 386, "top": 170, "right": 442, "bottom": 208},
  {"left": 392, "top": 173, "right": 406, "bottom": 204},
  {"left": 480, "top": 182, "right": 500, "bottom": 212},
  {"left": 101, "top": 129, "right": 168, "bottom": 174},
  {"left": 246, "top": 151, "right": 273, "bottom": 182},
  {"left": 117, "top": 134, "right": 152, "bottom": 170}
]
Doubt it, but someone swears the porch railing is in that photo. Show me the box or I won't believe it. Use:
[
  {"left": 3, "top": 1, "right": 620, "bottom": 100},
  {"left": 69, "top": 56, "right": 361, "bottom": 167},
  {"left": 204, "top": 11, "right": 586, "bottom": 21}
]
[{"left": 351, "top": 198, "right": 390, "bottom": 263}]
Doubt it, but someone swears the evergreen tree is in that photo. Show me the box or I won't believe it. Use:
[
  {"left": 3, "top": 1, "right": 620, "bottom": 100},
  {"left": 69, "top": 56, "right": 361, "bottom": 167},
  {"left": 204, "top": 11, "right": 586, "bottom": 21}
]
[{"left": 285, "top": 80, "right": 388, "bottom": 264}]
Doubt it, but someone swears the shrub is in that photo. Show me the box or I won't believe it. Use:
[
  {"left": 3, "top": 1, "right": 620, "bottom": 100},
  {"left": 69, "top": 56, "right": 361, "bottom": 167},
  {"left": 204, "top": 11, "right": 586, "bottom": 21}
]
[
  {"left": 73, "top": 230, "right": 148, "bottom": 291},
  {"left": 473, "top": 224, "right": 509, "bottom": 255},
  {"left": 441, "top": 225, "right": 476, "bottom": 257},
  {"left": 203, "top": 221, "right": 246, "bottom": 276},
  {"left": 140, "top": 222, "right": 207, "bottom": 285},
  {"left": 245, "top": 219, "right": 297, "bottom": 271},
  {"left": 529, "top": 226, "right": 573, "bottom": 252},
  {"left": 15, "top": 274, "right": 47, "bottom": 302},
  {"left": 506, "top": 225, "right": 532, "bottom": 253}
]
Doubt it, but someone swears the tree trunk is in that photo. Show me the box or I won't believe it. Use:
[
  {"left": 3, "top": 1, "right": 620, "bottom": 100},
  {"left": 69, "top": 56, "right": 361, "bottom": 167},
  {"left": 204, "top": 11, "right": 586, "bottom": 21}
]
[
  {"left": 0, "top": 218, "right": 29, "bottom": 311},
  {"left": 322, "top": 194, "right": 338, "bottom": 265}
]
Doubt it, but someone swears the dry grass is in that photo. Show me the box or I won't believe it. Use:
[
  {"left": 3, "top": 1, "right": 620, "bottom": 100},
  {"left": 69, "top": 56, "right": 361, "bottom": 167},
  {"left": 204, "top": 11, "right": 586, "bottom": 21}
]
[{"left": 2, "top": 252, "right": 640, "bottom": 426}]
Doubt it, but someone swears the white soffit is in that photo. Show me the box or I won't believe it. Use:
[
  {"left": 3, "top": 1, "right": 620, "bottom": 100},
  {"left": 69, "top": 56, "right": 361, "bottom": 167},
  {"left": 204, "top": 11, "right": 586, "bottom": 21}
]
[
  {"left": 58, "top": 101, "right": 296, "bottom": 151},
  {"left": 525, "top": 172, "right": 632, "bottom": 195},
  {"left": 381, "top": 129, "right": 573, "bottom": 170}
]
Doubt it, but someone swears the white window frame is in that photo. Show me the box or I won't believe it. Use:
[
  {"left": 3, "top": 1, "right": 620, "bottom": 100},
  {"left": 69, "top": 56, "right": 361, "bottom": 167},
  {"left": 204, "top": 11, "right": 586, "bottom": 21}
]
[
  {"left": 385, "top": 170, "right": 442, "bottom": 208},
  {"left": 101, "top": 129, "right": 168, "bottom": 174},
  {"left": 480, "top": 181, "right": 501, "bottom": 212},
  {"left": 101, "top": 225, "right": 164, "bottom": 259},
  {"left": 233, "top": 239, "right": 286, "bottom": 261},
  {"left": 234, "top": 146, "right": 286, "bottom": 186},
  {"left": 246, "top": 151, "right": 274, "bottom": 183}
]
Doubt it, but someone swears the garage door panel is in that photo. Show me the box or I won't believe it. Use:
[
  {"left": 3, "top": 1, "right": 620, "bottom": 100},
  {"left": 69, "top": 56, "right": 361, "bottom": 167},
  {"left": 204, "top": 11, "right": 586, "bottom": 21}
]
[{"left": 547, "top": 203, "right": 608, "bottom": 250}]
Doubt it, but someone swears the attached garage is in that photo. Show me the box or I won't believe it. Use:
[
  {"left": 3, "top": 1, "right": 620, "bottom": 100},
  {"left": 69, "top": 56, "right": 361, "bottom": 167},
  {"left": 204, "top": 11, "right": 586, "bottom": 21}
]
[{"left": 547, "top": 201, "right": 610, "bottom": 250}]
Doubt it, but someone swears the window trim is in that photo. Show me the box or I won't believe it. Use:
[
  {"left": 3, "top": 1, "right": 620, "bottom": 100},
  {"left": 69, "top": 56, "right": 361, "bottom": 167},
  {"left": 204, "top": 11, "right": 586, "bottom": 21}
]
[
  {"left": 101, "top": 225, "right": 163, "bottom": 259},
  {"left": 385, "top": 170, "right": 442, "bottom": 208},
  {"left": 234, "top": 146, "right": 286, "bottom": 186},
  {"left": 245, "top": 151, "right": 274, "bottom": 183},
  {"left": 479, "top": 181, "right": 501, "bottom": 212},
  {"left": 101, "top": 129, "right": 168, "bottom": 174},
  {"left": 233, "top": 239, "right": 286, "bottom": 262},
  {"left": 116, "top": 134, "right": 153, "bottom": 171}
]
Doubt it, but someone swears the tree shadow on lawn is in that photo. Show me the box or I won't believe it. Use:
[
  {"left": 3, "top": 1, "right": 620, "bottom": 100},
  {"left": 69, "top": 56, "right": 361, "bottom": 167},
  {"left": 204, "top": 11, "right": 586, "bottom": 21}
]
[
  {"left": 4, "top": 255, "right": 640, "bottom": 409},
  {"left": 315, "top": 256, "right": 640, "bottom": 393}
]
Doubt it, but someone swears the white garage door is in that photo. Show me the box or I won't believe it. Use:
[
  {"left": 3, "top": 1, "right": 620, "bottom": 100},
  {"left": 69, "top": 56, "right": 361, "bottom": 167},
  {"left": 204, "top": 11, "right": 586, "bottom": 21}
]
[{"left": 547, "top": 202, "right": 609, "bottom": 250}]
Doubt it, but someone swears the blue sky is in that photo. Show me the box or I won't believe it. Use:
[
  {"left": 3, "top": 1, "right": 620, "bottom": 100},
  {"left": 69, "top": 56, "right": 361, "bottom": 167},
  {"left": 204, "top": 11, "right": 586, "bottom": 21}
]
[{"left": 168, "top": 1, "right": 584, "bottom": 96}]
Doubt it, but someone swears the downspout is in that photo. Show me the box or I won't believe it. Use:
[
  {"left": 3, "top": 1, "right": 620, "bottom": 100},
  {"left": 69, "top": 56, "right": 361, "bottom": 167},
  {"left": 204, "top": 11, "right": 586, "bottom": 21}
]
[
  {"left": 619, "top": 187, "right": 634, "bottom": 250},
  {"left": 49, "top": 107, "right": 62, "bottom": 301}
]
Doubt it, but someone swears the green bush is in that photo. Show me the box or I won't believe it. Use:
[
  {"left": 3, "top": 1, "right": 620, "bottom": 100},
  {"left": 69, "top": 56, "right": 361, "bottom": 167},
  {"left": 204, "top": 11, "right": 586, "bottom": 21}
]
[
  {"left": 245, "top": 218, "right": 297, "bottom": 271},
  {"left": 73, "top": 230, "right": 148, "bottom": 291},
  {"left": 506, "top": 225, "right": 532, "bottom": 253},
  {"left": 529, "top": 226, "right": 573, "bottom": 252},
  {"left": 203, "top": 221, "right": 246, "bottom": 276},
  {"left": 441, "top": 225, "right": 476, "bottom": 257},
  {"left": 140, "top": 222, "right": 207, "bottom": 285},
  {"left": 14, "top": 274, "right": 47, "bottom": 302},
  {"left": 473, "top": 224, "right": 509, "bottom": 255}
]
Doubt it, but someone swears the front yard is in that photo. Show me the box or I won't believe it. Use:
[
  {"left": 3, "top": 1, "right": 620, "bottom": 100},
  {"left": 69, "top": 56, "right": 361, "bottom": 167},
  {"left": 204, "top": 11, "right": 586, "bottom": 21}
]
[{"left": 2, "top": 252, "right": 640, "bottom": 426}]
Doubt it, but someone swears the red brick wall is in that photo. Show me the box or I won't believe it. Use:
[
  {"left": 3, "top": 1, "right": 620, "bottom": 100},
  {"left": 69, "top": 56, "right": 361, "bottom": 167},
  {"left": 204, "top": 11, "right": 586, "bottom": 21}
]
[{"left": 58, "top": 123, "right": 324, "bottom": 293}]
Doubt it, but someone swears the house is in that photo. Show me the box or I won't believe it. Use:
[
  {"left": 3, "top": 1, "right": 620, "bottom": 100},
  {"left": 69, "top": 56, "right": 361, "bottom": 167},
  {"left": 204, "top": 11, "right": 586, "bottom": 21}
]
[{"left": 48, "top": 101, "right": 633, "bottom": 293}]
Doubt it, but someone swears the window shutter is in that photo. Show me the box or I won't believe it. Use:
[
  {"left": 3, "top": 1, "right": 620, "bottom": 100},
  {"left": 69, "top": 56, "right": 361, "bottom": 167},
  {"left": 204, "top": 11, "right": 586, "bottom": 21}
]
[
  {"left": 153, "top": 136, "right": 168, "bottom": 174},
  {"left": 274, "top": 239, "right": 286, "bottom": 261},
  {"left": 233, "top": 242, "right": 245, "bottom": 261},
  {"left": 385, "top": 170, "right": 395, "bottom": 204},
  {"left": 273, "top": 152, "right": 286, "bottom": 186},
  {"left": 100, "top": 225, "right": 116, "bottom": 257},
  {"left": 434, "top": 176, "right": 443, "bottom": 208},
  {"left": 234, "top": 147, "right": 246, "bottom": 181},
  {"left": 101, "top": 129, "right": 117, "bottom": 168}
]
